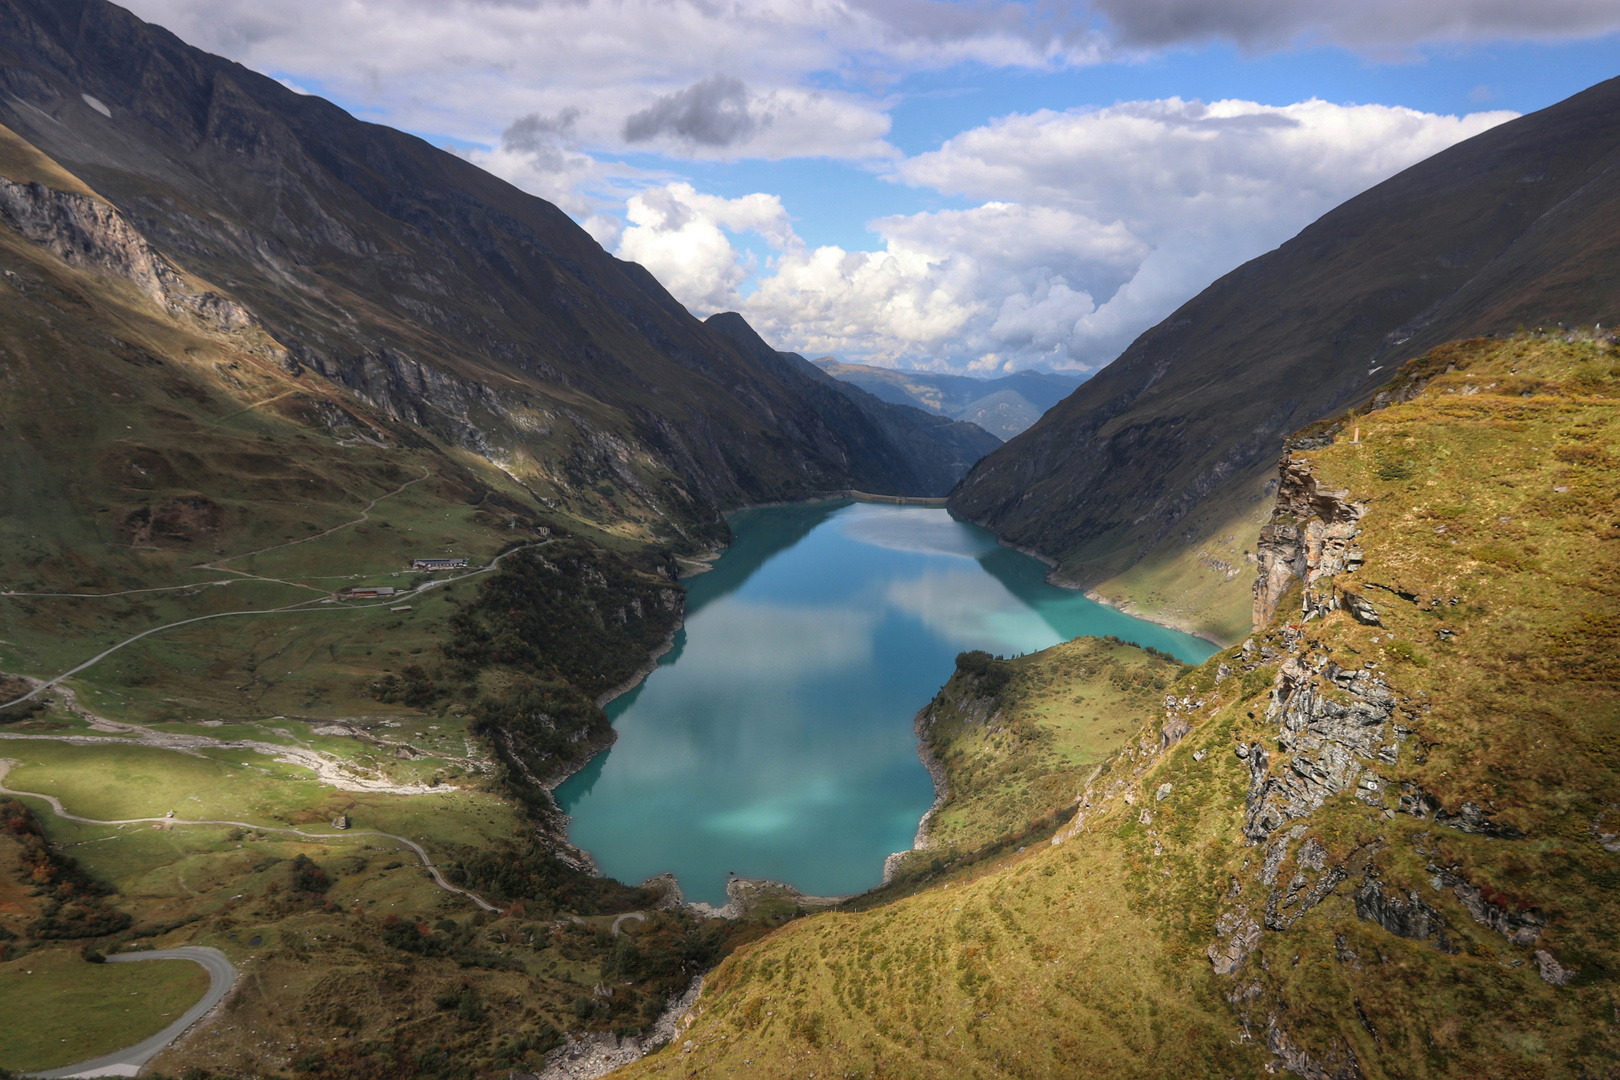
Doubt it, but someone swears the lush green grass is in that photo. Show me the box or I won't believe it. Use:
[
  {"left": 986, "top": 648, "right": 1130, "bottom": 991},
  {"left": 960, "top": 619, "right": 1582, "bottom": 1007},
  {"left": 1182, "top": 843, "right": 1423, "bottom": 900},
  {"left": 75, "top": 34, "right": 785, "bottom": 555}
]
[
  {"left": 0, "top": 946, "right": 209, "bottom": 1071},
  {"left": 916, "top": 637, "right": 1182, "bottom": 856},
  {"left": 3, "top": 735, "right": 511, "bottom": 835}
]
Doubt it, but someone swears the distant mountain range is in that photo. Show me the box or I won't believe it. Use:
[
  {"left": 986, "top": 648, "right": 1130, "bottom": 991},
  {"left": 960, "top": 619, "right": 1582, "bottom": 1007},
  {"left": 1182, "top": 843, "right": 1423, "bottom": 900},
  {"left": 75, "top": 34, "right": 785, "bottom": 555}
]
[
  {"left": 812, "top": 359, "right": 1084, "bottom": 439},
  {"left": 949, "top": 74, "right": 1620, "bottom": 642}
]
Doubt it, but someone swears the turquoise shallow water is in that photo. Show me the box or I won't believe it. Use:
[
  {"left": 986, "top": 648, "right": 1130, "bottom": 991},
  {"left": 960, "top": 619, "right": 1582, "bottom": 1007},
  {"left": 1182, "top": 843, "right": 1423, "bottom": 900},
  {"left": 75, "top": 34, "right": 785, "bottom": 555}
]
[{"left": 555, "top": 502, "right": 1217, "bottom": 906}]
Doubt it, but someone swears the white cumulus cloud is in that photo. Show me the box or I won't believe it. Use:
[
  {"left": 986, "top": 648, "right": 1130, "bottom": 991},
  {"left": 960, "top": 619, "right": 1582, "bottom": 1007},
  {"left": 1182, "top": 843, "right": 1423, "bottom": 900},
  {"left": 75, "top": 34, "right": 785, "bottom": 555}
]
[
  {"left": 620, "top": 98, "right": 1515, "bottom": 371},
  {"left": 617, "top": 184, "right": 800, "bottom": 311}
]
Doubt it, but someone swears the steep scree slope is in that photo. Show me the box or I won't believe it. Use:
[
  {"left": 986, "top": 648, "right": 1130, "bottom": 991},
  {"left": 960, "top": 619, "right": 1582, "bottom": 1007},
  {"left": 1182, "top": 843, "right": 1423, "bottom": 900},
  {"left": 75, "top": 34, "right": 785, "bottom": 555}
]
[{"left": 949, "top": 76, "right": 1620, "bottom": 644}]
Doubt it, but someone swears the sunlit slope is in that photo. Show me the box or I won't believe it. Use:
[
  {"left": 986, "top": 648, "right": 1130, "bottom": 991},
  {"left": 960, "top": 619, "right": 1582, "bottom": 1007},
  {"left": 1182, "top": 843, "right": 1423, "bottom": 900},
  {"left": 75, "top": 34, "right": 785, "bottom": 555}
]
[
  {"left": 0, "top": 132, "right": 537, "bottom": 720},
  {"left": 950, "top": 75, "right": 1620, "bottom": 643},
  {"left": 0, "top": 124, "right": 692, "bottom": 810},
  {"left": 623, "top": 336, "right": 1618, "bottom": 1079}
]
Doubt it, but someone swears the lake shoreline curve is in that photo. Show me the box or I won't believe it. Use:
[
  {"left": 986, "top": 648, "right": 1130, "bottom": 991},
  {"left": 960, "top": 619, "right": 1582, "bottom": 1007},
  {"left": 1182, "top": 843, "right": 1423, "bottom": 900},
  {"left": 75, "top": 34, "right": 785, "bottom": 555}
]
[
  {"left": 882, "top": 704, "right": 950, "bottom": 885},
  {"left": 988, "top": 533, "right": 1227, "bottom": 649},
  {"left": 542, "top": 496, "right": 1216, "bottom": 904}
]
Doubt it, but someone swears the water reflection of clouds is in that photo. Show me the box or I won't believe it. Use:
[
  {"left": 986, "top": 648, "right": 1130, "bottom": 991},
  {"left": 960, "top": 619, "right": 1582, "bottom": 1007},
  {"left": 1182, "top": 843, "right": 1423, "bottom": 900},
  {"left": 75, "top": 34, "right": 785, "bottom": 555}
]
[
  {"left": 701, "top": 775, "right": 845, "bottom": 840},
  {"left": 681, "top": 600, "right": 877, "bottom": 678},
  {"left": 837, "top": 506, "right": 988, "bottom": 559},
  {"left": 884, "top": 569, "right": 1064, "bottom": 655}
]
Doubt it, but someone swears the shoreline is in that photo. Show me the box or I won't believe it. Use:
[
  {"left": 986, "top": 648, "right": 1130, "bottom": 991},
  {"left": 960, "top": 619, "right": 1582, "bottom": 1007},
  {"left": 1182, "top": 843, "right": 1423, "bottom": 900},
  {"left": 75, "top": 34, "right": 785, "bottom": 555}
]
[
  {"left": 533, "top": 601, "right": 688, "bottom": 799},
  {"left": 592, "top": 614, "right": 684, "bottom": 712},
  {"left": 721, "top": 488, "right": 950, "bottom": 518},
  {"left": 525, "top": 612, "right": 686, "bottom": 872},
  {"left": 541, "top": 492, "right": 1223, "bottom": 894},
  {"left": 1081, "top": 587, "right": 1228, "bottom": 650},
  {"left": 882, "top": 703, "right": 950, "bottom": 885},
  {"left": 987, "top": 533, "right": 1226, "bottom": 650}
]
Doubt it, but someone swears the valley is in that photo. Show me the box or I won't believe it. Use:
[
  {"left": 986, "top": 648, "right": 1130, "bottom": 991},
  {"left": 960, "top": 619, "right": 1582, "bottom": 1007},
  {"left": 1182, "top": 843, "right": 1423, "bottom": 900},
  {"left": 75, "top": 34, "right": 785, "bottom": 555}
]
[{"left": 0, "top": 3, "right": 1614, "bottom": 1079}]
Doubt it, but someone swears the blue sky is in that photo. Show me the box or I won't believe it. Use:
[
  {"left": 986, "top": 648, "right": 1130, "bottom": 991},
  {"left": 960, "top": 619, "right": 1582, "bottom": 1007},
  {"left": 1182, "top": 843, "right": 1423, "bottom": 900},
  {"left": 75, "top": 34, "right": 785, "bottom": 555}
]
[
  {"left": 628, "top": 36, "right": 1620, "bottom": 262},
  {"left": 124, "top": 1, "right": 1620, "bottom": 374}
]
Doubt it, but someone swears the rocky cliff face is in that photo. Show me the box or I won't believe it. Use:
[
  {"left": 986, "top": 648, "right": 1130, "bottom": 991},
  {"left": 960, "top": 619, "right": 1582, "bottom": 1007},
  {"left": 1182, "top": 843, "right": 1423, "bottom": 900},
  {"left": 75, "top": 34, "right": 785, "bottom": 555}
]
[
  {"left": 1250, "top": 451, "right": 1367, "bottom": 627},
  {"left": 1192, "top": 338, "right": 1614, "bottom": 1073},
  {"left": 0, "top": 176, "right": 258, "bottom": 337}
]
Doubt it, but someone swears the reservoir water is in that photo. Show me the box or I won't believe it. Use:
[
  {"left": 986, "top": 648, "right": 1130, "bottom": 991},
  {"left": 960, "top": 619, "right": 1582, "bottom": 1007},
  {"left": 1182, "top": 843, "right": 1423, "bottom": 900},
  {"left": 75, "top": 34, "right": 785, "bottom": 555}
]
[{"left": 555, "top": 501, "right": 1218, "bottom": 906}]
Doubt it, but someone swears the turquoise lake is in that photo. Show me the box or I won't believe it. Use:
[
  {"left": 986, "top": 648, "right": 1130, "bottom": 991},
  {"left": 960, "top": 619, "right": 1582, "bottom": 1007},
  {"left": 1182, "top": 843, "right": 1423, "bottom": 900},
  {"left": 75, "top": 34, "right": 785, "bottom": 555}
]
[{"left": 555, "top": 501, "right": 1217, "bottom": 906}]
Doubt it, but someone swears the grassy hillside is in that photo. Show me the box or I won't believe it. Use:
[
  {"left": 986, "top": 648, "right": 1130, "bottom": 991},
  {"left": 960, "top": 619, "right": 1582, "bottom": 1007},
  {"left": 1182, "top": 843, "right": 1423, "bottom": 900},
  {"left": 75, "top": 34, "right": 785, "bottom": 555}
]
[
  {"left": 0, "top": 751, "right": 785, "bottom": 1078},
  {"left": 0, "top": 116, "right": 760, "bottom": 1076},
  {"left": 615, "top": 334, "right": 1619, "bottom": 1080},
  {"left": 0, "top": 945, "right": 209, "bottom": 1071},
  {"left": 910, "top": 639, "right": 1184, "bottom": 858}
]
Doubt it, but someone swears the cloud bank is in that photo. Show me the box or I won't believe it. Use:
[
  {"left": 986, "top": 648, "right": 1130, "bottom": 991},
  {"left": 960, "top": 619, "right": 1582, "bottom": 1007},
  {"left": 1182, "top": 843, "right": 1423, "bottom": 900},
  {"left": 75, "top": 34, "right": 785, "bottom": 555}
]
[
  {"left": 619, "top": 99, "right": 1514, "bottom": 371},
  {"left": 117, "top": 0, "right": 1598, "bottom": 372},
  {"left": 1090, "top": 0, "right": 1620, "bottom": 50}
]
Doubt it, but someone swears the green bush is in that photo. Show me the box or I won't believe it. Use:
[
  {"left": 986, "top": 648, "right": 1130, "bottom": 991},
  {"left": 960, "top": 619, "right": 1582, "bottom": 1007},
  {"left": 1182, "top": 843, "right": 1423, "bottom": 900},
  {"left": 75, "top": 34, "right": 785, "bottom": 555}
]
[{"left": 955, "top": 650, "right": 1012, "bottom": 696}]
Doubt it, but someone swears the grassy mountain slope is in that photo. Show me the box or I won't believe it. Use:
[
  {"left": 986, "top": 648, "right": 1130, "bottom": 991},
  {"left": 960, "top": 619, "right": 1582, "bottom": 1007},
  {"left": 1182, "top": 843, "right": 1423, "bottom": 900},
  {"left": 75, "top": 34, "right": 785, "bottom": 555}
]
[
  {"left": 813, "top": 359, "right": 1083, "bottom": 439},
  {"left": 0, "top": 122, "right": 763, "bottom": 1073},
  {"left": 0, "top": 130, "right": 658, "bottom": 765},
  {"left": 617, "top": 335, "right": 1619, "bottom": 1079},
  {"left": 0, "top": 0, "right": 984, "bottom": 518},
  {"left": 909, "top": 640, "right": 1183, "bottom": 859},
  {"left": 949, "top": 76, "right": 1620, "bottom": 644}
]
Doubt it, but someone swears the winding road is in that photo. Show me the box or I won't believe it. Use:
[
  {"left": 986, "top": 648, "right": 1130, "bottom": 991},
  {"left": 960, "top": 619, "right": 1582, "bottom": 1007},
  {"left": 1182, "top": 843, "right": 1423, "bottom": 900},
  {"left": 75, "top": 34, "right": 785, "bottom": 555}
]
[
  {"left": 29, "top": 947, "right": 237, "bottom": 1079},
  {"left": 0, "top": 759, "right": 498, "bottom": 912},
  {"left": 610, "top": 911, "right": 646, "bottom": 937},
  {"left": 0, "top": 537, "right": 546, "bottom": 714}
]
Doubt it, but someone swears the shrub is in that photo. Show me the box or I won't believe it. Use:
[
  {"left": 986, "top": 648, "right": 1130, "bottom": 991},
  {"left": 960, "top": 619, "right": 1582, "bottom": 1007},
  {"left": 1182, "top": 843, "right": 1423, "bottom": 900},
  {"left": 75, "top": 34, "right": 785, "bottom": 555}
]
[
  {"left": 955, "top": 651, "right": 1012, "bottom": 697},
  {"left": 287, "top": 855, "right": 330, "bottom": 894}
]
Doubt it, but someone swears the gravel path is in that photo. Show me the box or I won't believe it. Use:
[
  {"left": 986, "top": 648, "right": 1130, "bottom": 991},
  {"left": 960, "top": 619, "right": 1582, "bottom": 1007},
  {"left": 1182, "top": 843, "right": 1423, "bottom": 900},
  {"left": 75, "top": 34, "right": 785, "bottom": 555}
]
[
  {"left": 29, "top": 947, "right": 238, "bottom": 1079},
  {"left": 0, "top": 759, "right": 498, "bottom": 912}
]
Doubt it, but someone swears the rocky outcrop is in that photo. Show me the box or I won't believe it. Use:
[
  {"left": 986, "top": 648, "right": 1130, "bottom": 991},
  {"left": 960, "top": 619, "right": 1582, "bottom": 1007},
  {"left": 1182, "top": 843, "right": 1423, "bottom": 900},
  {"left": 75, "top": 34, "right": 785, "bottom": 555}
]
[
  {"left": 1207, "top": 905, "right": 1262, "bottom": 975},
  {"left": 1353, "top": 874, "right": 1455, "bottom": 952},
  {"left": 1265, "top": 1015, "right": 1365, "bottom": 1080},
  {"left": 1243, "top": 657, "right": 1401, "bottom": 843},
  {"left": 1534, "top": 949, "right": 1577, "bottom": 986},
  {"left": 529, "top": 976, "right": 704, "bottom": 1080},
  {"left": 0, "top": 177, "right": 259, "bottom": 337},
  {"left": 1429, "top": 864, "right": 1544, "bottom": 945},
  {"left": 1262, "top": 830, "right": 1348, "bottom": 932},
  {"left": 1252, "top": 452, "right": 1367, "bottom": 627}
]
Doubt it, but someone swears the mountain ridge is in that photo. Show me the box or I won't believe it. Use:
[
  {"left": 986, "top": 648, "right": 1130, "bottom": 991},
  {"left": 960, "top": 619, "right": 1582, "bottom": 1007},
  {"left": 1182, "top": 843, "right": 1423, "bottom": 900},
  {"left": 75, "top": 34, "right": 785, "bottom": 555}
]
[
  {"left": 0, "top": 0, "right": 988, "bottom": 525},
  {"left": 947, "top": 74, "right": 1620, "bottom": 643},
  {"left": 812, "top": 357, "right": 1084, "bottom": 438},
  {"left": 707, "top": 312, "right": 1002, "bottom": 493}
]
